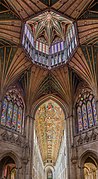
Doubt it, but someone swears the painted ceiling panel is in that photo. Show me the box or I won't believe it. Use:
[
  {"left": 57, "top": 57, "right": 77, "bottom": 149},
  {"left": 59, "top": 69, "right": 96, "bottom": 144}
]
[{"left": 35, "top": 99, "right": 65, "bottom": 164}]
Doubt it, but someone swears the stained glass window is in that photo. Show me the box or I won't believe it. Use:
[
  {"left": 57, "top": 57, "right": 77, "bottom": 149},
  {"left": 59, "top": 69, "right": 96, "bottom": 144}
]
[
  {"left": 17, "top": 107, "right": 22, "bottom": 132},
  {"left": 0, "top": 90, "right": 24, "bottom": 133},
  {"left": 1, "top": 99, "right": 7, "bottom": 126},
  {"left": 87, "top": 101, "right": 93, "bottom": 127},
  {"left": 92, "top": 98, "right": 98, "bottom": 125},
  {"left": 77, "top": 106, "right": 83, "bottom": 132},
  {"left": 76, "top": 91, "right": 97, "bottom": 133},
  {"left": 6, "top": 102, "right": 13, "bottom": 127},
  {"left": 12, "top": 104, "right": 18, "bottom": 130},
  {"left": 82, "top": 104, "right": 88, "bottom": 129},
  {"left": 3, "top": 165, "right": 16, "bottom": 179}
]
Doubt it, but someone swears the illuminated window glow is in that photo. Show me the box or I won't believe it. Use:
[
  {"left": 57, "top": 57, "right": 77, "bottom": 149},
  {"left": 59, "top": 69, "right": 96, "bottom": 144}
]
[
  {"left": 0, "top": 90, "right": 24, "bottom": 133},
  {"left": 76, "top": 91, "right": 98, "bottom": 132}
]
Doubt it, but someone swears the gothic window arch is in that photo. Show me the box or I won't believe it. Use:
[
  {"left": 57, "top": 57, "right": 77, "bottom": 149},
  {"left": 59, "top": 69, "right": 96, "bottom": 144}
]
[
  {"left": 0, "top": 89, "right": 24, "bottom": 133},
  {"left": 76, "top": 91, "right": 98, "bottom": 133}
]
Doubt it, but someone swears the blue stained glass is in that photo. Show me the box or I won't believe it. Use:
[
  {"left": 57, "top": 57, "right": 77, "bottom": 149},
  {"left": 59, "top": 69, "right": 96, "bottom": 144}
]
[
  {"left": 25, "top": 24, "right": 27, "bottom": 34},
  {"left": 75, "top": 37, "right": 77, "bottom": 45},
  {"left": 55, "top": 44, "right": 57, "bottom": 53},
  {"left": 31, "top": 36, "right": 34, "bottom": 46},
  {"left": 17, "top": 107, "right": 22, "bottom": 132},
  {"left": 72, "top": 25, "right": 75, "bottom": 35},
  {"left": 27, "top": 29, "right": 29, "bottom": 38},
  {"left": 1, "top": 99, "right": 7, "bottom": 125},
  {"left": 77, "top": 106, "right": 83, "bottom": 132},
  {"left": 82, "top": 104, "right": 88, "bottom": 129},
  {"left": 29, "top": 33, "right": 31, "bottom": 41},
  {"left": 87, "top": 101, "right": 94, "bottom": 127},
  {"left": 12, "top": 104, "right": 18, "bottom": 129},
  {"left": 51, "top": 46, "right": 52, "bottom": 54},
  {"left": 92, "top": 98, "right": 98, "bottom": 124},
  {"left": 22, "top": 35, "right": 25, "bottom": 45},
  {"left": 72, "top": 40, "right": 74, "bottom": 49},
  {"left": 61, "top": 41, "right": 64, "bottom": 50},
  {"left": 58, "top": 42, "right": 60, "bottom": 51},
  {"left": 6, "top": 102, "right": 13, "bottom": 127},
  {"left": 70, "top": 45, "right": 72, "bottom": 53}
]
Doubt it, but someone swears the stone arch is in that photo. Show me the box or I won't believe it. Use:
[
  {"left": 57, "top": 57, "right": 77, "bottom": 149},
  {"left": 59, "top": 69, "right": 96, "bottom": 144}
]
[
  {"left": 33, "top": 94, "right": 67, "bottom": 168},
  {"left": 79, "top": 150, "right": 98, "bottom": 179},
  {"left": 73, "top": 86, "right": 93, "bottom": 108},
  {"left": 45, "top": 165, "right": 54, "bottom": 179},
  {"left": 0, "top": 151, "right": 22, "bottom": 179},
  {"left": 32, "top": 94, "right": 68, "bottom": 119}
]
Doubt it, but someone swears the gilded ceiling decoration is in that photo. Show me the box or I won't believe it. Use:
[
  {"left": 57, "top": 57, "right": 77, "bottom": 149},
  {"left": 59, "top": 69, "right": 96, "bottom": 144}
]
[
  {"left": 35, "top": 100, "right": 65, "bottom": 164},
  {"left": 27, "top": 11, "right": 71, "bottom": 46}
]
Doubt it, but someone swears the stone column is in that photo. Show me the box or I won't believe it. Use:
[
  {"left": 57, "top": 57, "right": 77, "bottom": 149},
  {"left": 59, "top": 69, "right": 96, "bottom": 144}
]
[
  {"left": 0, "top": 100, "right": 2, "bottom": 117},
  {"left": 16, "top": 166, "right": 22, "bottom": 179},
  {"left": 66, "top": 113, "right": 75, "bottom": 179},
  {"left": 24, "top": 115, "right": 34, "bottom": 179},
  {"left": 96, "top": 100, "right": 98, "bottom": 121},
  {"left": 96, "top": 169, "right": 98, "bottom": 178}
]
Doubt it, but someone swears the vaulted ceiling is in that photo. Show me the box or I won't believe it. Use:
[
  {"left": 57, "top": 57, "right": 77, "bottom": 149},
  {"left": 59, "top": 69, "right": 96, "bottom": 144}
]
[
  {"left": 35, "top": 99, "right": 65, "bottom": 164},
  {"left": 0, "top": 0, "right": 98, "bottom": 165}
]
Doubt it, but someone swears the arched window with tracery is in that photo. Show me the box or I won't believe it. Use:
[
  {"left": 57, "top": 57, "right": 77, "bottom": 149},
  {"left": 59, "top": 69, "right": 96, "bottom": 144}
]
[
  {"left": 76, "top": 91, "right": 98, "bottom": 133},
  {"left": 0, "top": 89, "right": 24, "bottom": 133}
]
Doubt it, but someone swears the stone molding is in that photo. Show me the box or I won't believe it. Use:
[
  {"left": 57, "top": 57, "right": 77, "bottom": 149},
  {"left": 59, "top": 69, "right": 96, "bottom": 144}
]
[{"left": 74, "top": 128, "right": 98, "bottom": 147}]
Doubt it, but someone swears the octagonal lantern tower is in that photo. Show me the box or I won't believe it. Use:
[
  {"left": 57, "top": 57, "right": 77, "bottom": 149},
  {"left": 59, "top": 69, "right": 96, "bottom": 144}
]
[{"left": 22, "top": 10, "right": 78, "bottom": 68}]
